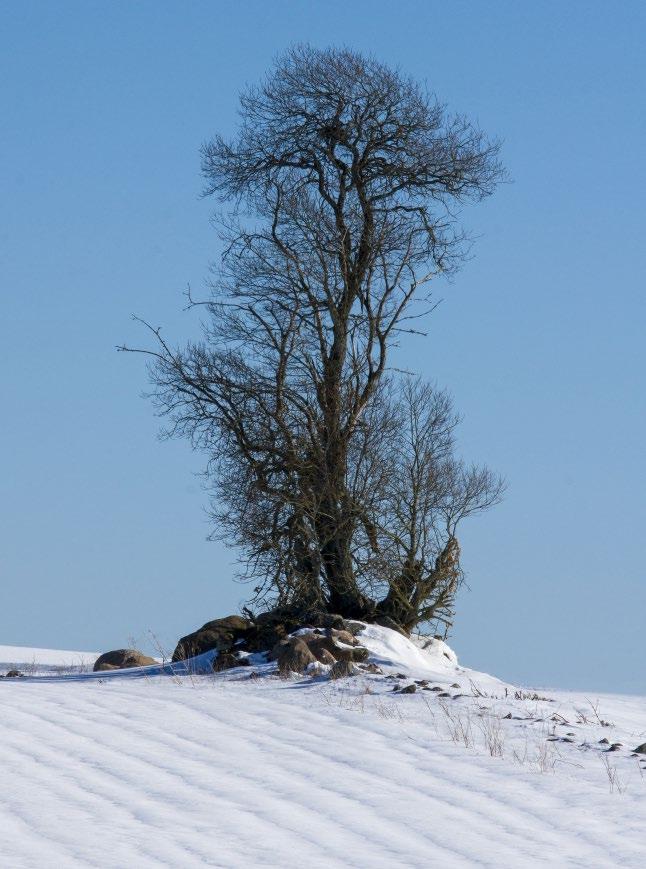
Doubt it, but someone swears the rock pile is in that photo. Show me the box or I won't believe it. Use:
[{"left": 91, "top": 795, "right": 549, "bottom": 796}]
[
  {"left": 270, "top": 627, "right": 369, "bottom": 677},
  {"left": 170, "top": 611, "right": 375, "bottom": 679}
]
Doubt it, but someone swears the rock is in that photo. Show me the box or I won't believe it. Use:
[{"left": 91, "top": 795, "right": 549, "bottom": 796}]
[
  {"left": 329, "top": 660, "right": 357, "bottom": 680},
  {"left": 253, "top": 609, "right": 283, "bottom": 626},
  {"left": 315, "top": 613, "right": 347, "bottom": 630},
  {"left": 632, "top": 743, "right": 646, "bottom": 754},
  {"left": 344, "top": 620, "right": 366, "bottom": 637},
  {"left": 276, "top": 638, "right": 317, "bottom": 677},
  {"left": 315, "top": 648, "right": 337, "bottom": 666},
  {"left": 93, "top": 650, "right": 156, "bottom": 672},
  {"left": 5, "top": 670, "right": 24, "bottom": 678},
  {"left": 306, "top": 635, "right": 368, "bottom": 664},
  {"left": 348, "top": 645, "right": 369, "bottom": 663},
  {"left": 269, "top": 633, "right": 318, "bottom": 661},
  {"left": 212, "top": 651, "right": 251, "bottom": 673},
  {"left": 360, "top": 662, "right": 383, "bottom": 675},
  {"left": 329, "top": 628, "right": 359, "bottom": 647},
  {"left": 269, "top": 637, "right": 291, "bottom": 662},
  {"left": 204, "top": 615, "right": 250, "bottom": 633},
  {"left": 248, "top": 621, "right": 291, "bottom": 653},
  {"left": 172, "top": 615, "right": 252, "bottom": 662},
  {"left": 398, "top": 683, "right": 417, "bottom": 694},
  {"left": 244, "top": 609, "right": 299, "bottom": 653}
]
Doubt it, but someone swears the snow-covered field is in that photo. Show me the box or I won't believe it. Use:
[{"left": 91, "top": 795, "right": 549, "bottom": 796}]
[
  {"left": 1, "top": 627, "right": 644, "bottom": 868},
  {"left": 0, "top": 645, "right": 97, "bottom": 673}
]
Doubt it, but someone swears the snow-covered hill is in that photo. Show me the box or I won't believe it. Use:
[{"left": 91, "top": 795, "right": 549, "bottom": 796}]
[{"left": 1, "top": 627, "right": 644, "bottom": 867}]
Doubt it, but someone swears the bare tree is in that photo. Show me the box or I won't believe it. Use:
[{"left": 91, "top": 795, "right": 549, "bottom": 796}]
[
  {"left": 366, "top": 379, "right": 504, "bottom": 633},
  {"left": 120, "top": 45, "right": 504, "bottom": 629}
]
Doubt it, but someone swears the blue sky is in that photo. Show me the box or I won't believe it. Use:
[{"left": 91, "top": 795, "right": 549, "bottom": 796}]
[{"left": 1, "top": 1, "right": 644, "bottom": 691}]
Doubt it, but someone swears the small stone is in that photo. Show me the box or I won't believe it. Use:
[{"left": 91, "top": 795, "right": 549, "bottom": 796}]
[
  {"left": 5, "top": 670, "right": 24, "bottom": 678},
  {"left": 598, "top": 738, "right": 609, "bottom": 744},
  {"left": 359, "top": 662, "right": 383, "bottom": 675},
  {"left": 633, "top": 743, "right": 646, "bottom": 754},
  {"left": 450, "top": 683, "right": 460, "bottom": 688},
  {"left": 398, "top": 684, "right": 416, "bottom": 694}
]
